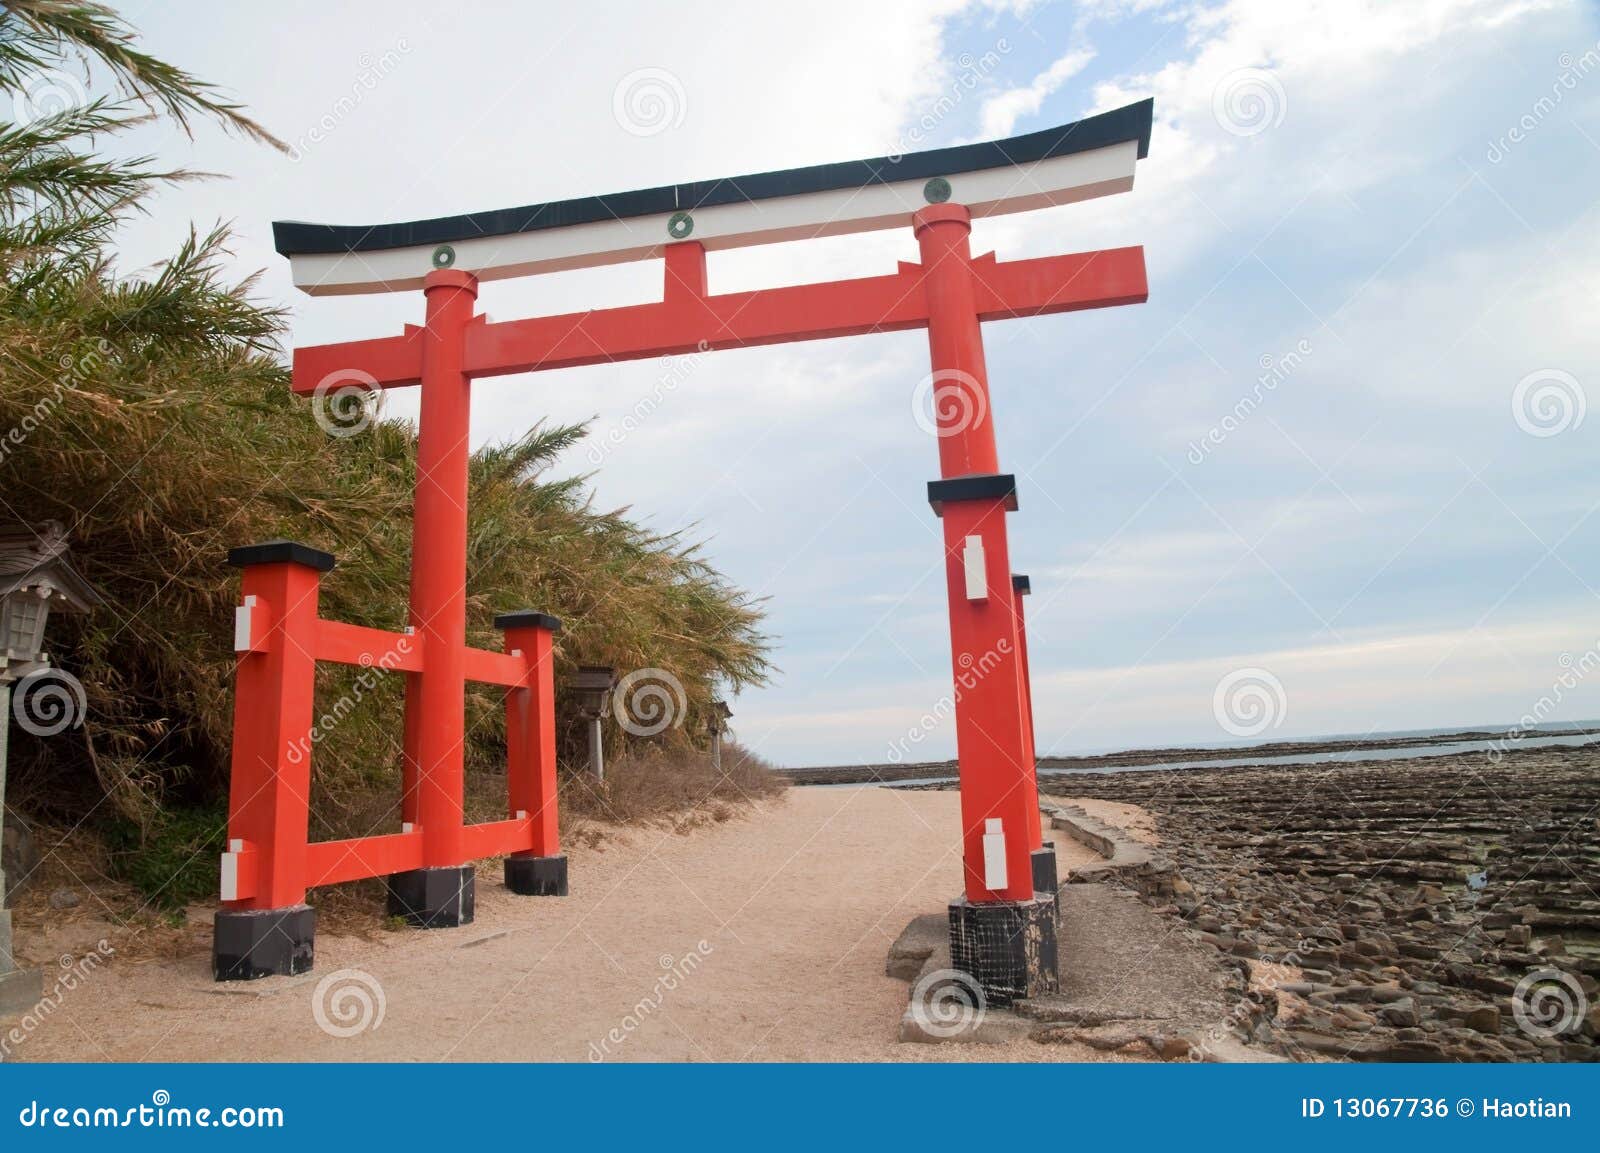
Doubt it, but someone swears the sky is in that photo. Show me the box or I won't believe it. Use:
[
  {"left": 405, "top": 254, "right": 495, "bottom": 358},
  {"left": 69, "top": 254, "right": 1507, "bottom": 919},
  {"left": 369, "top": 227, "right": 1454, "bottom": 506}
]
[{"left": 72, "top": 0, "right": 1600, "bottom": 765}]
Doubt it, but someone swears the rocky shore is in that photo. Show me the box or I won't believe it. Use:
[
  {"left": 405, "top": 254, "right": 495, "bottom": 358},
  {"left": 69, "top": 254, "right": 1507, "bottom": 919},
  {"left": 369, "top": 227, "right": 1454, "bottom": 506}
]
[{"left": 1045, "top": 745, "right": 1600, "bottom": 1062}]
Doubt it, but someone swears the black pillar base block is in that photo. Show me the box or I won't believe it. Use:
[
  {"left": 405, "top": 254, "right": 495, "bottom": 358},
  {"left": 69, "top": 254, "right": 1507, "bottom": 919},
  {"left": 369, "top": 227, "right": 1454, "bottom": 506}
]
[
  {"left": 1031, "top": 845, "right": 1059, "bottom": 896},
  {"left": 948, "top": 894, "right": 1059, "bottom": 1005},
  {"left": 386, "top": 865, "right": 475, "bottom": 928},
  {"left": 505, "top": 854, "right": 567, "bottom": 896},
  {"left": 213, "top": 904, "right": 315, "bottom": 982}
]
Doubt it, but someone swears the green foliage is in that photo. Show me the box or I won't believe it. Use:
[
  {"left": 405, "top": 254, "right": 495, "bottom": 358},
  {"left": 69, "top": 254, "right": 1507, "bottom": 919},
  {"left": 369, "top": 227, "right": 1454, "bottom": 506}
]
[
  {"left": 100, "top": 803, "right": 228, "bottom": 909},
  {"left": 0, "top": 2, "right": 772, "bottom": 859}
]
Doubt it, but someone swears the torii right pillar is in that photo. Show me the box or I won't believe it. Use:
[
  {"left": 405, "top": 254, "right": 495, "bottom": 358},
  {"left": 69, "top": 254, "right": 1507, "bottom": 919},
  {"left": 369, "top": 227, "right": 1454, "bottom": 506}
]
[{"left": 916, "top": 204, "right": 1058, "bottom": 1004}]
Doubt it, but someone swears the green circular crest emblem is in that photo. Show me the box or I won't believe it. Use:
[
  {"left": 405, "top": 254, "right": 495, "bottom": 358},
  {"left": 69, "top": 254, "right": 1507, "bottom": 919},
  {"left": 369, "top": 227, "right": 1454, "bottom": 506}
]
[
  {"left": 923, "top": 177, "right": 952, "bottom": 204},
  {"left": 431, "top": 244, "right": 457, "bottom": 269},
  {"left": 667, "top": 212, "right": 694, "bottom": 240}
]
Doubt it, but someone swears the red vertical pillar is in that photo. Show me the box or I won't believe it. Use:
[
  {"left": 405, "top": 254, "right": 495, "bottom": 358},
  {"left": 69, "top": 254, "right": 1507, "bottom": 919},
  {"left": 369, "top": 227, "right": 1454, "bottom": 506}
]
[
  {"left": 915, "top": 204, "right": 1044, "bottom": 899},
  {"left": 498, "top": 611, "right": 568, "bottom": 895},
  {"left": 1011, "top": 574, "right": 1036, "bottom": 762},
  {"left": 389, "top": 268, "right": 480, "bottom": 928},
  {"left": 213, "top": 541, "right": 333, "bottom": 980}
]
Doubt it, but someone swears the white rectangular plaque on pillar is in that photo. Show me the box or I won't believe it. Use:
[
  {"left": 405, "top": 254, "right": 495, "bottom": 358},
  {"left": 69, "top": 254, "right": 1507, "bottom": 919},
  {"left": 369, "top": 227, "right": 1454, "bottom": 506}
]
[
  {"left": 963, "top": 536, "right": 988, "bottom": 602},
  {"left": 982, "top": 817, "right": 1008, "bottom": 891}
]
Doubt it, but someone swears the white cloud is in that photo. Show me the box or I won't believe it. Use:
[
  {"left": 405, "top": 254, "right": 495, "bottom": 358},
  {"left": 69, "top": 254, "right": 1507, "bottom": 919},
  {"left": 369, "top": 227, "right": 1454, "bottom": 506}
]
[{"left": 979, "top": 47, "right": 1096, "bottom": 138}]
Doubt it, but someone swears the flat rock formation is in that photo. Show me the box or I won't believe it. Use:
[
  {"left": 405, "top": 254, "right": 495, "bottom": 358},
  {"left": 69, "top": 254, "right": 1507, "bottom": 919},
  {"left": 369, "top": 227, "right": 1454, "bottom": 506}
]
[{"left": 1048, "top": 745, "right": 1600, "bottom": 1062}]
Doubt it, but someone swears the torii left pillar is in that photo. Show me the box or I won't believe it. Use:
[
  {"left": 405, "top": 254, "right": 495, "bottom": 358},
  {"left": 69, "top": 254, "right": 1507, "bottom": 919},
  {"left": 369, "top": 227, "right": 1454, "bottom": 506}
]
[{"left": 917, "top": 204, "right": 1057, "bottom": 1004}]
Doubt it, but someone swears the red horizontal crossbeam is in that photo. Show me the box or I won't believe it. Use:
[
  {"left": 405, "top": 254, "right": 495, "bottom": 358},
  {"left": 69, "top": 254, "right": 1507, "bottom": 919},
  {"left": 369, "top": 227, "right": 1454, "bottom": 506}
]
[
  {"left": 462, "top": 646, "right": 528, "bottom": 688},
  {"left": 290, "top": 244, "right": 1147, "bottom": 394},
  {"left": 461, "top": 816, "right": 535, "bottom": 860},
  {"left": 305, "top": 830, "right": 423, "bottom": 888},
  {"left": 313, "top": 619, "right": 422, "bottom": 671}
]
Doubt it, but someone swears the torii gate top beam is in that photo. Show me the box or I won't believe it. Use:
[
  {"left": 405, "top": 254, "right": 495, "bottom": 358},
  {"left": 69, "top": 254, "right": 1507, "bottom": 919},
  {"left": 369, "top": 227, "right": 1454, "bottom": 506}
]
[{"left": 274, "top": 99, "right": 1153, "bottom": 297}]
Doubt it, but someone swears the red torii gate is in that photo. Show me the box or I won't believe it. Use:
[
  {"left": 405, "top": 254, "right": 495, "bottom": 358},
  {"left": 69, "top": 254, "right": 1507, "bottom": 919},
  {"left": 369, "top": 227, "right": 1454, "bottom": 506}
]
[{"left": 216, "top": 100, "right": 1152, "bottom": 1000}]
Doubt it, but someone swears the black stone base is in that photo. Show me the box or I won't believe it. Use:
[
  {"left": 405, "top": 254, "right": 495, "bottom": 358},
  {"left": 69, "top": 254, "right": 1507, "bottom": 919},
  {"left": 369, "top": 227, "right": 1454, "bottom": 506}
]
[
  {"left": 1031, "top": 845, "right": 1059, "bottom": 896},
  {"left": 505, "top": 854, "right": 567, "bottom": 896},
  {"left": 213, "top": 904, "right": 315, "bottom": 982},
  {"left": 948, "top": 894, "right": 1059, "bottom": 1005},
  {"left": 386, "top": 865, "right": 475, "bottom": 928}
]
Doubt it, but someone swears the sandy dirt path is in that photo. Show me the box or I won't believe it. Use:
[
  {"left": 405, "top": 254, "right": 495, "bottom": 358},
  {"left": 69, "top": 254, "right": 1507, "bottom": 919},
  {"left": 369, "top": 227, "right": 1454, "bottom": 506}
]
[{"left": 13, "top": 787, "right": 1109, "bottom": 1063}]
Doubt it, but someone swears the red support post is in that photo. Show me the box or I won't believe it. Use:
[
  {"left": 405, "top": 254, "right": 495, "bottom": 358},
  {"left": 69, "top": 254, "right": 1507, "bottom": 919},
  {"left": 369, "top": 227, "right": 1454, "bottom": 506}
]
[
  {"left": 1011, "top": 574, "right": 1037, "bottom": 765},
  {"left": 917, "top": 205, "right": 1056, "bottom": 1001},
  {"left": 388, "top": 268, "right": 481, "bottom": 929},
  {"left": 213, "top": 541, "right": 334, "bottom": 979},
  {"left": 498, "top": 611, "right": 568, "bottom": 895}
]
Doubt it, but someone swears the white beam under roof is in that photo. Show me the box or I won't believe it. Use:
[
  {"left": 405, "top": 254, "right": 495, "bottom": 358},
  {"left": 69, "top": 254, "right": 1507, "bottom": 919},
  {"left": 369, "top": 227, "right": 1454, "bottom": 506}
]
[{"left": 275, "top": 99, "right": 1153, "bottom": 297}]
